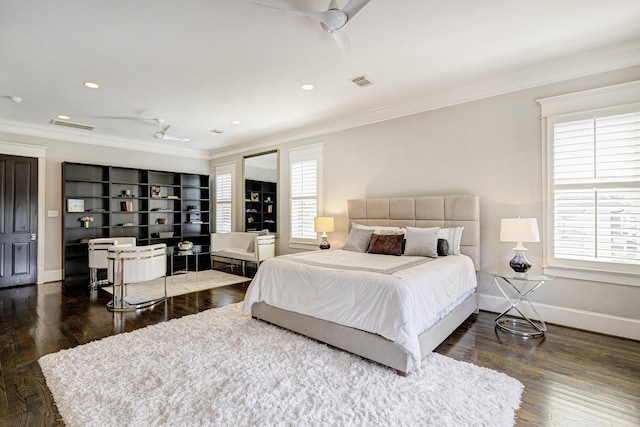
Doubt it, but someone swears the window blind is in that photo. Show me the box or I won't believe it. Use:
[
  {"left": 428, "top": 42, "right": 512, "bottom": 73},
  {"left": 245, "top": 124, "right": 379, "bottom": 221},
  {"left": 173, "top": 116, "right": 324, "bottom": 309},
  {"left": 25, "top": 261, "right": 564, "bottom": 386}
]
[
  {"left": 553, "top": 111, "right": 640, "bottom": 265},
  {"left": 290, "top": 159, "right": 318, "bottom": 240},
  {"left": 215, "top": 171, "right": 232, "bottom": 233}
]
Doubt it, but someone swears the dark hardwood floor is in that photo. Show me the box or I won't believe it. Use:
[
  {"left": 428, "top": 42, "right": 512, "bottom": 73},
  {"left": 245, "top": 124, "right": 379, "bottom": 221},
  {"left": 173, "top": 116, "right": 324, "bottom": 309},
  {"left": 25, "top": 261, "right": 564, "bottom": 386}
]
[{"left": 0, "top": 275, "right": 638, "bottom": 427}]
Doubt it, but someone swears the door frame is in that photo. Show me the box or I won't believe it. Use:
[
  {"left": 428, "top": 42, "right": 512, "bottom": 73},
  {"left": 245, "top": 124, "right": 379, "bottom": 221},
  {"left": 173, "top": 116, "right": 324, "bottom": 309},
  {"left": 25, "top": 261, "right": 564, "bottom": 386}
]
[{"left": 0, "top": 140, "right": 47, "bottom": 284}]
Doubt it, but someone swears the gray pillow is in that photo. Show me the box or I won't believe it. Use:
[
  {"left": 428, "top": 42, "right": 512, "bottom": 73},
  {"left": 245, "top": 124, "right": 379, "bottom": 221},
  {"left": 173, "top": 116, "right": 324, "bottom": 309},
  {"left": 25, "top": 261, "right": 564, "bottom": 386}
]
[
  {"left": 403, "top": 227, "right": 439, "bottom": 258},
  {"left": 342, "top": 228, "right": 374, "bottom": 253}
]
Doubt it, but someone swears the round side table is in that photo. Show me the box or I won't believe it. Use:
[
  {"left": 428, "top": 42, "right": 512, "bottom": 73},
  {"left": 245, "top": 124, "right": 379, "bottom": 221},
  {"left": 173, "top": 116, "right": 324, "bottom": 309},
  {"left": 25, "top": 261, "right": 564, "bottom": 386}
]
[{"left": 488, "top": 270, "right": 553, "bottom": 338}]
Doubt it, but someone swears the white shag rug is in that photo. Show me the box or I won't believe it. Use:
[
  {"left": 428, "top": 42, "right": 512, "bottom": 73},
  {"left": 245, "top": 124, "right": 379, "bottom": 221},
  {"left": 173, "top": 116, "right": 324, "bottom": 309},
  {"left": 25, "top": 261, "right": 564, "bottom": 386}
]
[
  {"left": 101, "top": 269, "right": 249, "bottom": 304},
  {"left": 39, "top": 303, "right": 524, "bottom": 427}
]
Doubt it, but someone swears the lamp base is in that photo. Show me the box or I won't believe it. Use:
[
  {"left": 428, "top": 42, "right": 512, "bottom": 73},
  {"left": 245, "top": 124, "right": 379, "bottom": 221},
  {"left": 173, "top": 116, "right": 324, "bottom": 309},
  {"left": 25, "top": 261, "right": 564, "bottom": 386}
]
[
  {"left": 319, "top": 236, "right": 330, "bottom": 250},
  {"left": 509, "top": 250, "right": 531, "bottom": 273}
]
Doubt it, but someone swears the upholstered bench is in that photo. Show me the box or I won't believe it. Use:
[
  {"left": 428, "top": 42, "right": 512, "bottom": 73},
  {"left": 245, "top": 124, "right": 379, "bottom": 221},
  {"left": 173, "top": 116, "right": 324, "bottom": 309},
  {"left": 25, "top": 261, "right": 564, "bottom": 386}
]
[{"left": 210, "top": 232, "right": 275, "bottom": 276}]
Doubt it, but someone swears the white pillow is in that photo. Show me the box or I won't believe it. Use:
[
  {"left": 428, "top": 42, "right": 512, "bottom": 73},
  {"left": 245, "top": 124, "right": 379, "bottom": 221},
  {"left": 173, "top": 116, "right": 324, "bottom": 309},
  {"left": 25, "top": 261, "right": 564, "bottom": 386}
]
[
  {"left": 343, "top": 228, "right": 374, "bottom": 253},
  {"left": 352, "top": 222, "right": 405, "bottom": 235},
  {"left": 403, "top": 227, "right": 439, "bottom": 258},
  {"left": 438, "top": 226, "right": 464, "bottom": 255}
]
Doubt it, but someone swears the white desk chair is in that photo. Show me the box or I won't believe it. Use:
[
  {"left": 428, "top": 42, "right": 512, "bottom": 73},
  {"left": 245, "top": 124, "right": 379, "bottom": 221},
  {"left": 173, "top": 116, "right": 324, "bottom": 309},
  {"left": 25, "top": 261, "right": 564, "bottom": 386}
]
[
  {"left": 106, "top": 243, "right": 167, "bottom": 312},
  {"left": 88, "top": 237, "right": 136, "bottom": 289}
]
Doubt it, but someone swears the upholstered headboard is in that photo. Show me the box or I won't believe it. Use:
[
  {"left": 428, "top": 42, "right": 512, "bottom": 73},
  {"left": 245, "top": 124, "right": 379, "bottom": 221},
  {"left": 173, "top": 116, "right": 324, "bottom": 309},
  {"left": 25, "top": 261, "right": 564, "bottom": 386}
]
[{"left": 347, "top": 195, "right": 480, "bottom": 270}]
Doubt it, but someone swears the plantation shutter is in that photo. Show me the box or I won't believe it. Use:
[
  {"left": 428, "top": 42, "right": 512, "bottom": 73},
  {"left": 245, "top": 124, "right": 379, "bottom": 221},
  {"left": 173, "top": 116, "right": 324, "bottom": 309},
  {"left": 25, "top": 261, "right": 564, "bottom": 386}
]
[
  {"left": 215, "top": 164, "right": 234, "bottom": 233},
  {"left": 553, "top": 111, "right": 640, "bottom": 265},
  {"left": 290, "top": 159, "right": 318, "bottom": 240}
]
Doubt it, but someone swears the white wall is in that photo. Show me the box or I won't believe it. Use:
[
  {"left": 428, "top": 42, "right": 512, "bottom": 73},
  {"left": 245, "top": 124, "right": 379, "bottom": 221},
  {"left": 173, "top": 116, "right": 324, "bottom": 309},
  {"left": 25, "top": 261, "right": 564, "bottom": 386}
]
[
  {"left": 212, "top": 65, "right": 640, "bottom": 339},
  {"left": 0, "top": 133, "right": 210, "bottom": 283}
]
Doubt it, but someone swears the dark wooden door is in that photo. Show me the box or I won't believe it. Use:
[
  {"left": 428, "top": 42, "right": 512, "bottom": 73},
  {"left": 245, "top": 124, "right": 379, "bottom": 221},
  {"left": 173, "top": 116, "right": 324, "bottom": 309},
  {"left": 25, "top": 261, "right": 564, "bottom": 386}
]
[{"left": 0, "top": 155, "right": 38, "bottom": 288}]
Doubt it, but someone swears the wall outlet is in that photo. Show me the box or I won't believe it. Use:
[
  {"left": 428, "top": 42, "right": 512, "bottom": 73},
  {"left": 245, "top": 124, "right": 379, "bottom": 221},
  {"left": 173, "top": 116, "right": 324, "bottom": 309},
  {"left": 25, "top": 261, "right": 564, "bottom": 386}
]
[{"left": 47, "top": 210, "right": 59, "bottom": 217}]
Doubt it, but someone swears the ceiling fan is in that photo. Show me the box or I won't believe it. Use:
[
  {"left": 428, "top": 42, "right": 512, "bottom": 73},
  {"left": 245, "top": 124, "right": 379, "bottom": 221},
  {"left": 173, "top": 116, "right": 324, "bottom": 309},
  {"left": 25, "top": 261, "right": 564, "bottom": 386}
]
[
  {"left": 250, "top": 0, "right": 371, "bottom": 56},
  {"left": 152, "top": 119, "right": 189, "bottom": 142}
]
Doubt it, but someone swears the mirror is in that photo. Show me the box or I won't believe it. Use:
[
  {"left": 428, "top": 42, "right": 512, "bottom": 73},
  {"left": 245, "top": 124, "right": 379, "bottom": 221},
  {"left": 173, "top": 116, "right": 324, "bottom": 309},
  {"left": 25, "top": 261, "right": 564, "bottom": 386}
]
[{"left": 243, "top": 150, "right": 278, "bottom": 233}]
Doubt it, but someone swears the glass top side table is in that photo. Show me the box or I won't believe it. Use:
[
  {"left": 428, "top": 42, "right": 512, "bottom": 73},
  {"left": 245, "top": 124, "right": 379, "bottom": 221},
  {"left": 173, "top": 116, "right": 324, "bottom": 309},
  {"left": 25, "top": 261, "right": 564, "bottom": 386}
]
[
  {"left": 166, "top": 245, "right": 210, "bottom": 281},
  {"left": 487, "top": 270, "right": 554, "bottom": 338}
]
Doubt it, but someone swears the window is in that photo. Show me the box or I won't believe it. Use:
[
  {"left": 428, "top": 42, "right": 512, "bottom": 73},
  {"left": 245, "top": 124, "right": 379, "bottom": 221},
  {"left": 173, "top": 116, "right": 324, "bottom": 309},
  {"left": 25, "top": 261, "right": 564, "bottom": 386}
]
[
  {"left": 538, "top": 81, "right": 640, "bottom": 285},
  {"left": 215, "top": 162, "right": 235, "bottom": 233},
  {"left": 289, "top": 144, "right": 323, "bottom": 246}
]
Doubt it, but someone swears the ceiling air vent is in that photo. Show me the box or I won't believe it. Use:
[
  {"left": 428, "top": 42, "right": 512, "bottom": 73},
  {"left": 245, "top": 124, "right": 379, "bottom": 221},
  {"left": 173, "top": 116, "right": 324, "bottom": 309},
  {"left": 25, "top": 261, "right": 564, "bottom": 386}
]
[
  {"left": 49, "top": 119, "right": 95, "bottom": 131},
  {"left": 351, "top": 75, "right": 372, "bottom": 88},
  {"left": 210, "top": 128, "right": 224, "bottom": 134}
]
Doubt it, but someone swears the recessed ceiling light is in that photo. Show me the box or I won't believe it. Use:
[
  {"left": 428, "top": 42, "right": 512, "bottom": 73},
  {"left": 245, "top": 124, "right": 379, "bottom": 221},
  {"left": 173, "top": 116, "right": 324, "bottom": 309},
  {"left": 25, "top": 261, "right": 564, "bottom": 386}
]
[
  {"left": 83, "top": 81, "right": 100, "bottom": 89},
  {"left": 301, "top": 84, "right": 315, "bottom": 91},
  {"left": 57, "top": 115, "right": 70, "bottom": 120},
  {"left": 231, "top": 120, "right": 241, "bottom": 125}
]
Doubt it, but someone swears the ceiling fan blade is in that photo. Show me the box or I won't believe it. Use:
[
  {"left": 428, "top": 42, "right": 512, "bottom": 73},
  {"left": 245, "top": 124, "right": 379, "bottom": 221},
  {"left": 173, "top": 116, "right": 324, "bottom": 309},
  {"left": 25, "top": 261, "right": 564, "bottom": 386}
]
[
  {"left": 341, "top": 0, "right": 371, "bottom": 20},
  {"left": 250, "top": 1, "right": 327, "bottom": 22},
  {"left": 332, "top": 30, "right": 350, "bottom": 57},
  {"left": 163, "top": 135, "right": 190, "bottom": 142}
]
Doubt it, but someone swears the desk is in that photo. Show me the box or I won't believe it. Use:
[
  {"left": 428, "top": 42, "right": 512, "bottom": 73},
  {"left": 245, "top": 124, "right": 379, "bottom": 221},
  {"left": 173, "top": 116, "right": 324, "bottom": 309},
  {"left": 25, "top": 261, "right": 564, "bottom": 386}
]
[
  {"left": 488, "top": 271, "right": 553, "bottom": 338},
  {"left": 167, "top": 245, "right": 210, "bottom": 281}
]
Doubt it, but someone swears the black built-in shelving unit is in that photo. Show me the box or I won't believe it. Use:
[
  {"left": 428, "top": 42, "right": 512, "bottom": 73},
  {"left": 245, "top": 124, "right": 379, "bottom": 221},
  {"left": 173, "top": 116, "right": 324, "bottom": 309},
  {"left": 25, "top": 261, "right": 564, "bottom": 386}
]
[{"left": 63, "top": 162, "right": 210, "bottom": 283}]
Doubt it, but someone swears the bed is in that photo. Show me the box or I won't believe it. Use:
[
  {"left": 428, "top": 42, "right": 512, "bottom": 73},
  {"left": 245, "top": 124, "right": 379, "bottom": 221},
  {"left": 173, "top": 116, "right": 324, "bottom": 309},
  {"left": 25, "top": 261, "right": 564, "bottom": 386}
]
[{"left": 243, "top": 194, "right": 480, "bottom": 375}]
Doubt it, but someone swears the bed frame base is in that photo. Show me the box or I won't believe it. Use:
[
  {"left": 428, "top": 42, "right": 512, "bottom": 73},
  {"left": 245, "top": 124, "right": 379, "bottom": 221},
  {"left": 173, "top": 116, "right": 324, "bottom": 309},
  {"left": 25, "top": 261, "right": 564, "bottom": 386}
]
[{"left": 251, "top": 292, "right": 478, "bottom": 375}]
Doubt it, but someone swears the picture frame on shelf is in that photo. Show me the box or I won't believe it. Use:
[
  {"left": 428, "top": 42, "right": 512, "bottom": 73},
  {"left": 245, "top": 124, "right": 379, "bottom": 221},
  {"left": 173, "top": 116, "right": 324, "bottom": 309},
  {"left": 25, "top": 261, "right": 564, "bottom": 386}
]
[
  {"left": 251, "top": 192, "right": 260, "bottom": 202},
  {"left": 151, "top": 185, "right": 161, "bottom": 198},
  {"left": 67, "top": 199, "right": 85, "bottom": 212}
]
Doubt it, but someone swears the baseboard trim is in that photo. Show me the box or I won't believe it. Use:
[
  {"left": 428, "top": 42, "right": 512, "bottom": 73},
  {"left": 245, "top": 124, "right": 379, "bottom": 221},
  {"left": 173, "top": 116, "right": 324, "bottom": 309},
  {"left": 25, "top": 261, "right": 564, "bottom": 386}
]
[
  {"left": 42, "top": 269, "right": 63, "bottom": 284},
  {"left": 479, "top": 293, "right": 640, "bottom": 341}
]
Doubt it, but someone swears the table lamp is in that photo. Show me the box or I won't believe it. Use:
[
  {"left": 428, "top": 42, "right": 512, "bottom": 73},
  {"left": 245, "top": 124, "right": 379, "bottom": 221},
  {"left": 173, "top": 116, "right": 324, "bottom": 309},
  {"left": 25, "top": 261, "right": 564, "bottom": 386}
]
[
  {"left": 314, "top": 217, "right": 334, "bottom": 250},
  {"left": 500, "top": 217, "right": 540, "bottom": 273}
]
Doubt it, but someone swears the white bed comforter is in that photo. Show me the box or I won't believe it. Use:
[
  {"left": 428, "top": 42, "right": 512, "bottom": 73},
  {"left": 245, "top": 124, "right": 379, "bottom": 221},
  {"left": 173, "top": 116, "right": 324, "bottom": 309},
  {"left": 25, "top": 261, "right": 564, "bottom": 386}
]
[{"left": 242, "top": 250, "right": 477, "bottom": 368}]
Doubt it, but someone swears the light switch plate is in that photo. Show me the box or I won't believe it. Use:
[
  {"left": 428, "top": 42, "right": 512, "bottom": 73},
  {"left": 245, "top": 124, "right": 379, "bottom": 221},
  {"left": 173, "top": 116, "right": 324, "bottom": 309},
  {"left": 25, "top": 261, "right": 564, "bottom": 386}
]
[{"left": 47, "top": 210, "right": 59, "bottom": 217}]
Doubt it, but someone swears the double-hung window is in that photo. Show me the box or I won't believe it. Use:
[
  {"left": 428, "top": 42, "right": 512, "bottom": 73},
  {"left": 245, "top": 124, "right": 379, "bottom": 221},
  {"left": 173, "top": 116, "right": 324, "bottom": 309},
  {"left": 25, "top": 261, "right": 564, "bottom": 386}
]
[
  {"left": 539, "top": 81, "right": 640, "bottom": 285},
  {"left": 289, "top": 144, "right": 323, "bottom": 247},
  {"left": 215, "top": 162, "right": 235, "bottom": 233}
]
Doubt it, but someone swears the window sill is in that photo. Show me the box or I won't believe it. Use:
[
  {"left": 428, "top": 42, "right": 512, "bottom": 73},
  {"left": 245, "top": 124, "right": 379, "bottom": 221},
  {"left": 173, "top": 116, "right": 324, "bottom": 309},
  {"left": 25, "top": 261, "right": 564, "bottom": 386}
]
[
  {"left": 289, "top": 241, "right": 319, "bottom": 251},
  {"left": 543, "top": 264, "right": 640, "bottom": 287}
]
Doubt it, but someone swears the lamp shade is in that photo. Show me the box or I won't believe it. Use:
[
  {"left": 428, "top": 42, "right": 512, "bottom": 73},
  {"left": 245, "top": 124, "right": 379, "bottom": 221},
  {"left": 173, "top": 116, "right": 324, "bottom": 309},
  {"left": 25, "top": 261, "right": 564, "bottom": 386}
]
[
  {"left": 500, "top": 218, "right": 540, "bottom": 252},
  {"left": 314, "top": 217, "right": 334, "bottom": 233}
]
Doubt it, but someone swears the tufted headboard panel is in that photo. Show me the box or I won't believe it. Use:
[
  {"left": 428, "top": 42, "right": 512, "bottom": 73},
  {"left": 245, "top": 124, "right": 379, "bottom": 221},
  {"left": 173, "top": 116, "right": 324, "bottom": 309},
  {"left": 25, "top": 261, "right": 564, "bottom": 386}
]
[{"left": 347, "top": 194, "right": 480, "bottom": 270}]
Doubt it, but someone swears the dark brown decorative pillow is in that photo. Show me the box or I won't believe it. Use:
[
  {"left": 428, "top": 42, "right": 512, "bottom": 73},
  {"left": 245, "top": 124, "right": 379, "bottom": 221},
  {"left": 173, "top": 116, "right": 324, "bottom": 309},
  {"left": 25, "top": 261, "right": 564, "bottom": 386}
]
[{"left": 367, "top": 233, "right": 404, "bottom": 256}]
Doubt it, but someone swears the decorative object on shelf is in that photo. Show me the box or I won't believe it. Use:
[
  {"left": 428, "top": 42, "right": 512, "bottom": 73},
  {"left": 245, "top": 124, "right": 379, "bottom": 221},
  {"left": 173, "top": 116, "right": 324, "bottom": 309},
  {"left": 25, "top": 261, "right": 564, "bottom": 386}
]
[
  {"left": 500, "top": 217, "right": 540, "bottom": 273},
  {"left": 121, "top": 201, "right": 133, "bottom": 212},
  {"left": 151, "top": 186, "right": 161, "bottom": 198},
  {"left": 178, "top": 241, "right": 194, "bottom": 251},
  {"left": 159, "top": 232, "right": 174, "bottom": 238},
  {"left": 167, "top": 195, "right": 179, "bottom": 199},
  {"left": 314, "top": 216, "right": 334, "bottom": 250},
  {"left": 80, "top": 216, "right": 94, "bottom": 228},
  {"left": 187, "top": 205, "right": 197, "bottom": 211},
  {"left": 67, "top": 199, "right": 85, "bottom": 212},
  {"left": 120, "top": 189, "right": 133, "bottom": 197},
  {"left": 251, "top": 192, "right": 260, "bottom": 202},
  {"left": 188, "top": 212, "right": 202, "bottom": 223},
  {"left": 157, "top": 218, "right": 168, "bottom": 224}
]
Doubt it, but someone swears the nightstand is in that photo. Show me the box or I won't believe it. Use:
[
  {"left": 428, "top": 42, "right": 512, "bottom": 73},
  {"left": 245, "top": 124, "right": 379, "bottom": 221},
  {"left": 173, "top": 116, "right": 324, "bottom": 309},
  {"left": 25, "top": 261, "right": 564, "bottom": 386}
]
[{"left": 488, "top": 270, "right": 554, "bottom": 338}]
